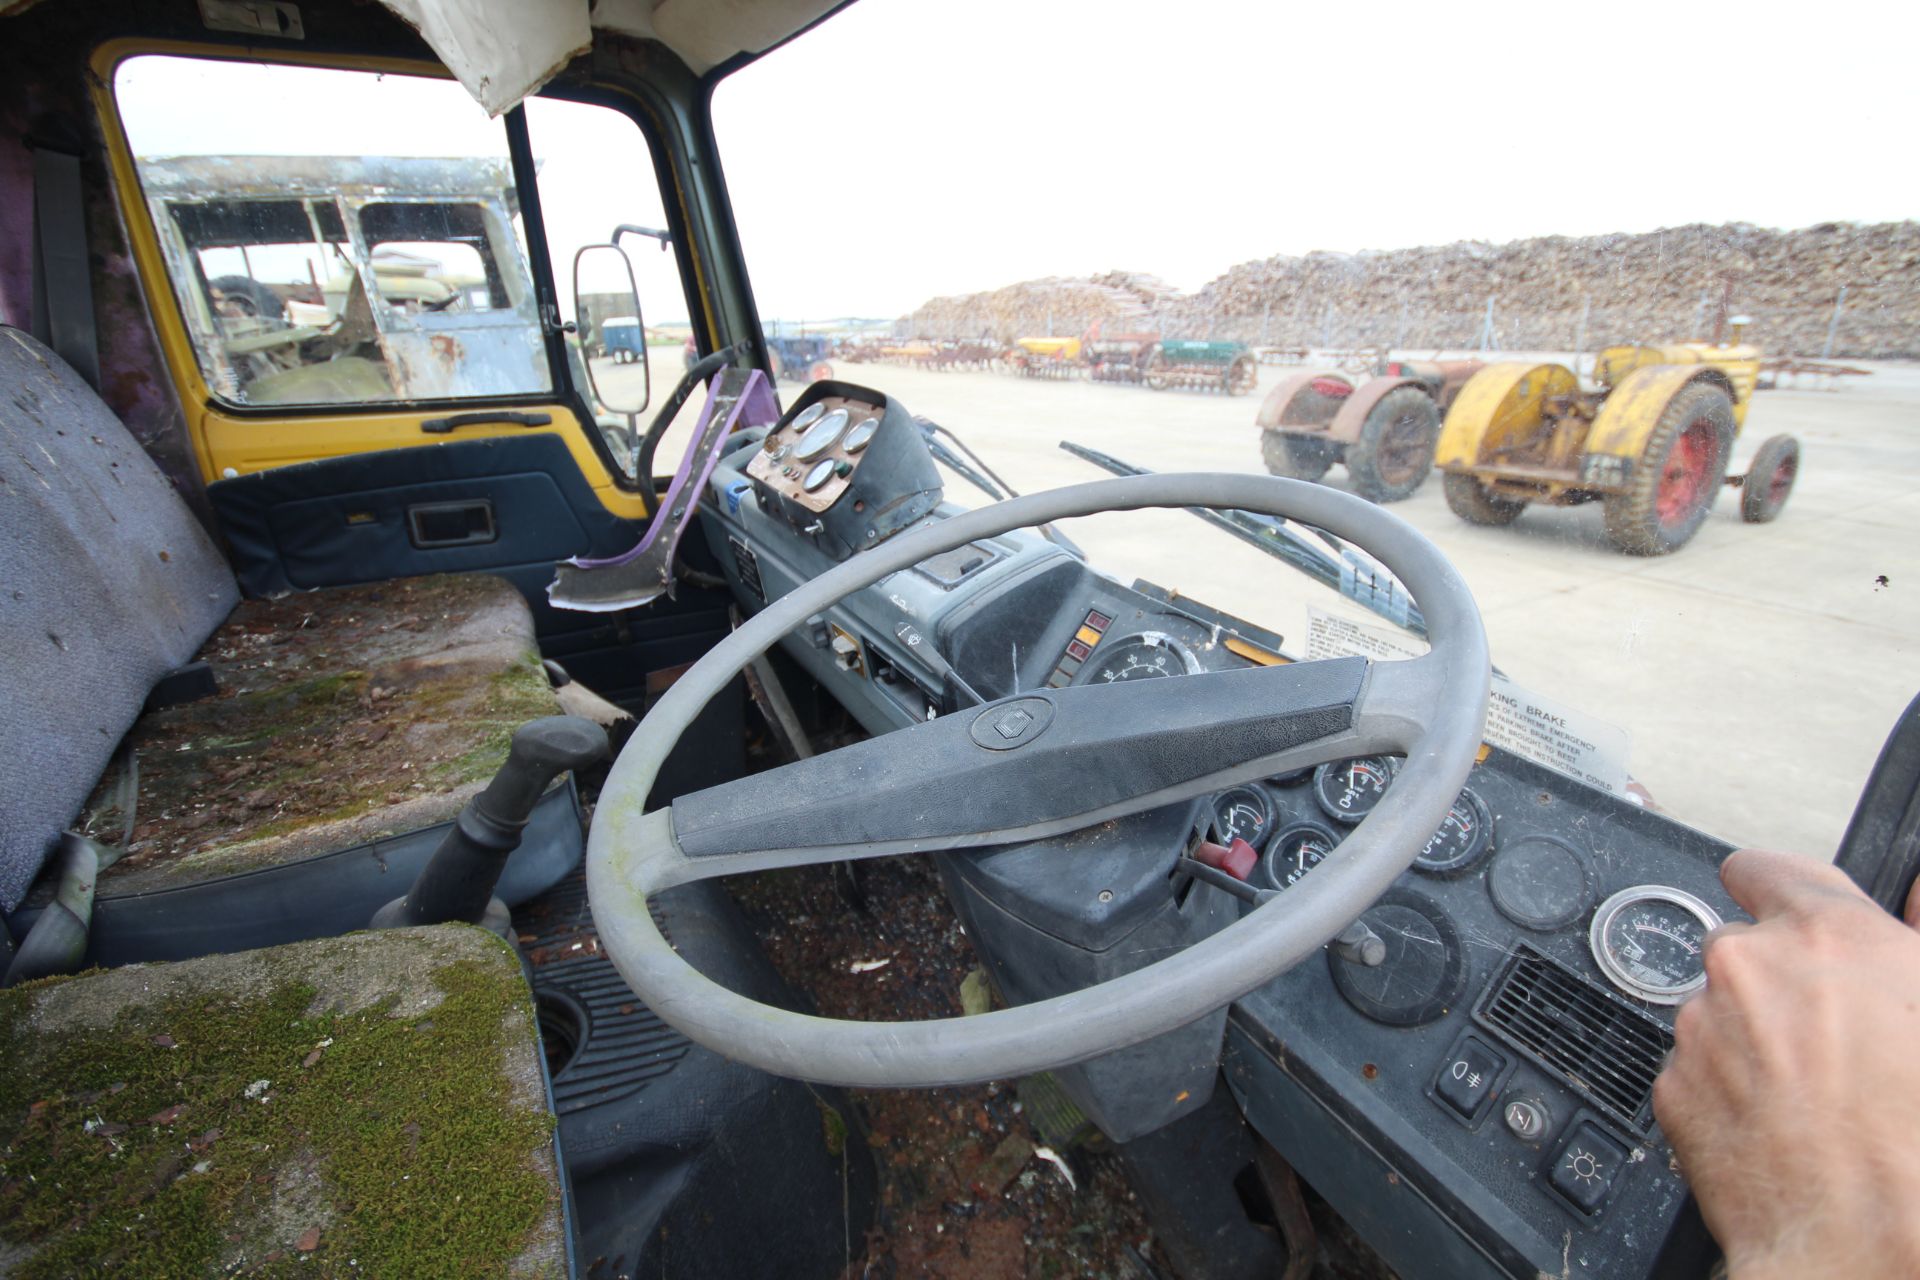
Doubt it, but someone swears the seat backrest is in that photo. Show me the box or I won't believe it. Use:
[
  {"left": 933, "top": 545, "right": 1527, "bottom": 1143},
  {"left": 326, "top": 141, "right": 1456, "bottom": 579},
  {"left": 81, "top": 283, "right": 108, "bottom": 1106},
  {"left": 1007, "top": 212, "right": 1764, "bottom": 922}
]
[{"left": 0, "top": 326, "right": 238, "bottom": 910}]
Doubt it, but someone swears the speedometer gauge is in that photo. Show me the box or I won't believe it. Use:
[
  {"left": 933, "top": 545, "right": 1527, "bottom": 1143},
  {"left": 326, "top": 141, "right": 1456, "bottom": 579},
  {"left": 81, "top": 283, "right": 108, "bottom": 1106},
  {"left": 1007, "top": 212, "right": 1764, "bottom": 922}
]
[
  {"left": 1413, "top": 786, "right": 1494, "bottom": 876},
  {"left": 1080, "top": 633, "right": 1201, "bottom": 684},
  {"left": 1210, "top": 785, "right": 1273, "bottom": 847},
  {"left": 793, "top": 408, "right": 849, "bottom": 460},
  {"left": 1588, "top": 885, "right": 1723, "bottom": 1005},
  {"left": 1312, "top": 756, "right": 1396, "bottom": 824}
]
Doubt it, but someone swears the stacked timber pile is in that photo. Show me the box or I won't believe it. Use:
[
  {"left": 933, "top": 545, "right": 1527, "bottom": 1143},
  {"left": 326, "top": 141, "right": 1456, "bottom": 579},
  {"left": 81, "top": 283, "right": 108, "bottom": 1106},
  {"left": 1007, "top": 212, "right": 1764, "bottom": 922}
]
[
  {"left": 902, "top": 223, "right": 1919, "bottom": 358},
  {"left": 902, "top": 274, "right": 1158, "bottom": 343}
]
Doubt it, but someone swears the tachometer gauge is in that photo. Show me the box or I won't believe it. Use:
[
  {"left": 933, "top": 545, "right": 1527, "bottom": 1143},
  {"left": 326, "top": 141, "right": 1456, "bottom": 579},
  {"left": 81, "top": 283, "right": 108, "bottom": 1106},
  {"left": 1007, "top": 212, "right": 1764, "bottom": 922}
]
[
  {"left": 1312, "top": 756, "right": 1396, "bottom": 824},
  {"left": 1081, "top": 633, "right": 1202, "bottom": 684},
  {"left": 1588, "top": 885, "right": 1724, "bottom": 1005},
  {"left": 793, "top": 407, "right": 849, "bottom": 460},
  {"left": 1210, "top": 785, "right": 1273, "bottom": 847},
  {"left": 1264, "top": 820, "right": 1340, "bottom": 890},
  {"left": 1414, "top": 786, "right": 1494, "bottom": 876},
  {"left": 843, "top": 417, "right": 879, "bottom": 452},
  {"left": 789, "top": 402, "right": 826, "bottom": 432}
]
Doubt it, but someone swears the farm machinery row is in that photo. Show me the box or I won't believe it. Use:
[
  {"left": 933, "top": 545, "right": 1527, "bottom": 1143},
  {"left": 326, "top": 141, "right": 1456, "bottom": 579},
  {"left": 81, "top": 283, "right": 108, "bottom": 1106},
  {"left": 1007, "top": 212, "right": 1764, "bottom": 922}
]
[
  {"left": 1256, "top": 329, "right": 1801, "bottom": 553},
  {"left": 1005, "top": 331, "right": 1260, "bottom": 394}
]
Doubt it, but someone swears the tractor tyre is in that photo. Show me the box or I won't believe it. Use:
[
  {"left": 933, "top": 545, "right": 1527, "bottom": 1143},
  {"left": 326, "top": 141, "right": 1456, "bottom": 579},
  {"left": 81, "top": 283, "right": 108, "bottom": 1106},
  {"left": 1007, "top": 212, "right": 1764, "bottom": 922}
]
[
  {"left": 208, "top": 275, "right": 286, "bottom": 320},
  {"left": 810, "top": 360, "right": 835, "bottom": 382},
  {"left": 1144, "top": 348, "right": 1170, "bottom": 391},
  {"left": 1345, "top": 386, "right": 1440, "bottom": 503},
  {"left": 1443, "top": 473, "right": 1526, "bottom": 526},
  {"left": 1226, "top": 354, "right": 1258, "bottom": 396},
  {"left": 1740, "top": 434, "right": 1799, "bottom": 523},
  {"left": 1261, "top": 431, "right": 1338, "bottom": 483},
  {"left": 1602, "top": 381, "right": 1735, "bottom": 555}
]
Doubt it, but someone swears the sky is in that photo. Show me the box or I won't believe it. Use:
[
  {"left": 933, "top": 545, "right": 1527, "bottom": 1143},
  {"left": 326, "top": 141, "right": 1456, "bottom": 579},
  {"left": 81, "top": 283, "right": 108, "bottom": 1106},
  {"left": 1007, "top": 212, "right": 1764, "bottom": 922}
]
[
  {"left": 709, "top": 0, "right": 1919, "bottom": 319},
  {"left": 116, "top": 0, "right": 1918, "bottom": 327}
]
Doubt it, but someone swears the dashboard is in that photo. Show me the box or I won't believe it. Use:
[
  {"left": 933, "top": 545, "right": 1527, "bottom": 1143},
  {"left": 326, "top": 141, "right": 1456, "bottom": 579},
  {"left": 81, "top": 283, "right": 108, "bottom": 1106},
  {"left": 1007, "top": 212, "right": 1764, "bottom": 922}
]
[{"left": 698, "top": 380, "right": 1736, "bottom": 1280}]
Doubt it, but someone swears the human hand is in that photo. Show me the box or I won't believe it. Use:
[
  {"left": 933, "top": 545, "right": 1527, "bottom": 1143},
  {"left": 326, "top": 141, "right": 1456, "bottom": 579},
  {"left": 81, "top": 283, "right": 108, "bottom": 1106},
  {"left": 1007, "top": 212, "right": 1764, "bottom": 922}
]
[{"left": 1652, "top": 848, "right": 1920, "bottom": 1279}]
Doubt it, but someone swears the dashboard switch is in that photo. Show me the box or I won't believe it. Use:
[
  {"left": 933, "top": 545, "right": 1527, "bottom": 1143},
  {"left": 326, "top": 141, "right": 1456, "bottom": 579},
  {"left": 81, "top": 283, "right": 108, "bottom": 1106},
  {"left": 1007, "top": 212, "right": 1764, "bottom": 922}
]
[
  {"left": 1503, "top": 1096, "right": 1550, "bottom": 1142},
  {"left": 1193, "top": 838, "right": 1258, "bottom": 882},
  {"left": 1548, "top": 1121, "right": 1630, "bottom": 1215},
  {"left": 1435, "top": 1036, "right": 1506, "bottom": 1119}
]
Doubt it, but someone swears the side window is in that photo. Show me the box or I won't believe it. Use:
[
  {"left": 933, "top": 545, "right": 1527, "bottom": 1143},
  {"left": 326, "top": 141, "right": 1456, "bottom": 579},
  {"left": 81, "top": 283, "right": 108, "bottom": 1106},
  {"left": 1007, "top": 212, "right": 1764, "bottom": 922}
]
[
  {"left": 523, "top": 97, "right": 703, "bottom": 480},
  {"left": 113, "top": 56, "right": 552, "bottom": 409}
]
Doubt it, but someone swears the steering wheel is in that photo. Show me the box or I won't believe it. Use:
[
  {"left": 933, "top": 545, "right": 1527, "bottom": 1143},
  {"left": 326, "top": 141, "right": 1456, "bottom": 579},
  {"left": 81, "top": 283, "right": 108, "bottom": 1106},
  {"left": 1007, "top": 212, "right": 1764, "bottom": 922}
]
[{"left": 588, "top": 473, "right": 1489, "bottom": 1087}]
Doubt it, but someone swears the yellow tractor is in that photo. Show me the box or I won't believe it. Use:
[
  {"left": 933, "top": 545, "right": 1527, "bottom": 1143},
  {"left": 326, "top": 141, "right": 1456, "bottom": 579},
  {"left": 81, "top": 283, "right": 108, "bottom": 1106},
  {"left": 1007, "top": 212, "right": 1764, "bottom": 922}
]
[{"left": 1436, "top": 323, "right": 1801, "bottom": 553}]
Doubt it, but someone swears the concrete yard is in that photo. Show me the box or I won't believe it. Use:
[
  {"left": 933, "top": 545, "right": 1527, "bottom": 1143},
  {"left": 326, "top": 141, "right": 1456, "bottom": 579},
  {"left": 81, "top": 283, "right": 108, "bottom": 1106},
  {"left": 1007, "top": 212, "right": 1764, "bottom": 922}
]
[{"left": 751, "top": 355, "right": 1918, "bottom": 858}]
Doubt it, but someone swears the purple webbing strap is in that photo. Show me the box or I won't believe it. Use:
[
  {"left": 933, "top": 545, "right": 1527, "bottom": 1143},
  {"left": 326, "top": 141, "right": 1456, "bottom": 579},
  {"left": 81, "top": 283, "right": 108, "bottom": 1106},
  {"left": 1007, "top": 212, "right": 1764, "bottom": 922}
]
[{"left": 566, "top": 368, "right": 776, "bottom": 571}]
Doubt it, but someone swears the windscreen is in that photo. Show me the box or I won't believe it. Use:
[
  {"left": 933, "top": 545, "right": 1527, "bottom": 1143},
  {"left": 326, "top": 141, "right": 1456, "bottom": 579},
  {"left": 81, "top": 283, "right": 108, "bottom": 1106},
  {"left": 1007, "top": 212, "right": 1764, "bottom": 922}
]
[{"left": 713, "top": 0, "right": 1916, "bottom": 858}]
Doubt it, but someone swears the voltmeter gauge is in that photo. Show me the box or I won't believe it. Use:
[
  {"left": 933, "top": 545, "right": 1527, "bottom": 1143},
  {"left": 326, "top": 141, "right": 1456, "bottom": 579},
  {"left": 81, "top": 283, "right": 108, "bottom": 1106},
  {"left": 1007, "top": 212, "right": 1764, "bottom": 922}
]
[
  {"left": 843, "top": 417, "right": 880, "bottom": 452},
  {"left": 1414, "top": 786, "right": 1495, "bottom": 876},
  {"left": 1588, "top": 885, "right": 1724, "bottom": 1005},
  {"left": 789, "top": 402, "right": 826, "bottom": 432},
  {"left": 1312, "top": 756, "right": 1396, "bottom": 824},
  {"left": 1080, "top": 633, "right": 1201, "bottom": 684},
  {"left": 793, "top": 408, "right": 849, "bottom": 460},
  {"left": 1264, "top": 820, "right": 1341, "bottom": 891},
  {"left": 1210, "top": 785, "right": 1274, "bottom": 848}
]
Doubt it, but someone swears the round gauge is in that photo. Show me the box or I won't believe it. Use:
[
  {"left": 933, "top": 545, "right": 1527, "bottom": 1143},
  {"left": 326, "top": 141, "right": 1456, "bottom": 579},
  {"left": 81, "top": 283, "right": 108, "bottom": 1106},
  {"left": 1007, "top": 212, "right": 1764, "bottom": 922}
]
[
  {"left": 1210, "top": 785, "right": 1274, "bottom": 848},
  {"left": 1414, "top": 786, "right": 1495, "bottom": 876},
  {"left": 802, "top": 458, "right": 837, "bottom": 492},
  {"left": 789, "top": 402, "right": 826, "bottom": 432},
  {"left": 1267, "top": 766, "right": 1313, "bottom": 787},
  {"left": 1312, "top": 756, "right": 1396, "bottom": 824},
  {"left": 1081, "top": 633, "right": 1202, "bottom": 684},
  {"left": 1328, "top": 887, "right": 1467, "bottom": 1027},
  {"left": 843, "top": 417, "right": 880, "bottom": 452},
  {"left": 792, "top": 407, "right": 849, "bottom": 460},
  {"left": 1263, "top": 820, "right": 1340, "bottom": 891},
  {"left": 1589, "top": 885, "right": 1723, "bottom": 1005},
  {"left": 1487, "top": 835, "right": 1592, "bottom": 931}
]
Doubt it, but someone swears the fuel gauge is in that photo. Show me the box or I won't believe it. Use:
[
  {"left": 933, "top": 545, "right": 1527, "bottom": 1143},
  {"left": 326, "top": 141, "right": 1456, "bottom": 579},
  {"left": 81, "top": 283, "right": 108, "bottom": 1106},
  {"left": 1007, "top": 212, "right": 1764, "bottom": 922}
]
[
  {"left": 1210, "top": 785, "right": 1274, "bottom": 848},
  {"left": 1414, "top": 786, "right": 1495, "bottom": 876}
]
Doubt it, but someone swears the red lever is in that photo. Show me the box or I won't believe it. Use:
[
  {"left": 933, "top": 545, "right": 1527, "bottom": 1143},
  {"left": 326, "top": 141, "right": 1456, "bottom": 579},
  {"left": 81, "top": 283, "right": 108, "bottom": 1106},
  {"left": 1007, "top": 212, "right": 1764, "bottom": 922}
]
[{"left": 1193, "top": 838, "right": 1259, "bottom": 882}]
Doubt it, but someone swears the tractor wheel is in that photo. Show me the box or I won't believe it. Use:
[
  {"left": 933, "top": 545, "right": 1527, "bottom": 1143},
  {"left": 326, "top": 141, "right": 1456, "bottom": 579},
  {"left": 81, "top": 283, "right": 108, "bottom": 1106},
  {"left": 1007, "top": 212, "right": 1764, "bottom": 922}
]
[
  {"left": 1602, "top": 381, "right": 1735, "bottom": 554},
  {"left": 1345, "top": 387, "right": 1440, "bottom": 503},
  {"left": 810, "top": 360, "right": 835, "bottom": 382},
  {"left": 1443, "top": 473, "right": 1526, "bottom": 526},
  {"left": 1225, "top": 354, "right": 1258, "bottom": 396},
  {"left": 1740, "top": 434, "right": 1799, "bottom": 523},
  {"left": 208, "top": 275, "right": 286, "bottom": 320},
  {"left": 1145, "top": 349, "right": 1170, "bottom": 391},
  {"left": 1261, "top": 431, "right": 1338, "bottom": 483}
]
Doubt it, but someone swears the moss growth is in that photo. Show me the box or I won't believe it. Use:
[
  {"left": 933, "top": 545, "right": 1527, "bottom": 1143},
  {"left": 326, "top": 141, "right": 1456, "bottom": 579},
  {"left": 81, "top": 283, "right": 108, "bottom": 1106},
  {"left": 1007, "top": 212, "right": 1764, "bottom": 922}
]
[
  {"left": 0, "top": 942, "right": 556, "bottom": 1278},
  {"left": 435, "top": 657, "right": 569, "bottom": 788},
  {"left": 815, "top": 1095, "right": 848, "bottom": 1159}
]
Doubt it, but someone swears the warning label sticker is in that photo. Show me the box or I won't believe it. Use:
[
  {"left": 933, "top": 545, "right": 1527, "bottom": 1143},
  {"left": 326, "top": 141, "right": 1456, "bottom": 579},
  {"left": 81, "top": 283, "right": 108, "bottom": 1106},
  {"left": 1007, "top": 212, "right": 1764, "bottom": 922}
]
[{"left": 1306, "top": 608, "right": 1633, "bottom": 795}]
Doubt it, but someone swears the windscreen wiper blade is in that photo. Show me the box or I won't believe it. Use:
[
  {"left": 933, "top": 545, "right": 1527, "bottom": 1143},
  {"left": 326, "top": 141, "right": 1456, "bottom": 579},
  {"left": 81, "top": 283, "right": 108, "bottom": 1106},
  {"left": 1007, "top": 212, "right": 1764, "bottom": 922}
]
[{"left": 1058, "top": 440, "right": 1425, "bottom": 637}]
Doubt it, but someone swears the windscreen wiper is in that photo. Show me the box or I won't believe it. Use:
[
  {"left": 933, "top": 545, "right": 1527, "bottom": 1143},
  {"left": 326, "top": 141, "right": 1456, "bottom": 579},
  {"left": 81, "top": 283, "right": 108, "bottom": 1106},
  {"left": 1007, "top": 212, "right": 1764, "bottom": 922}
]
[
  {"left": 917, "top": 417, "right": 1086, "bottom": 560},
  {"left": 1059, "top": 440, "right": 1425, "bottom": 637}
]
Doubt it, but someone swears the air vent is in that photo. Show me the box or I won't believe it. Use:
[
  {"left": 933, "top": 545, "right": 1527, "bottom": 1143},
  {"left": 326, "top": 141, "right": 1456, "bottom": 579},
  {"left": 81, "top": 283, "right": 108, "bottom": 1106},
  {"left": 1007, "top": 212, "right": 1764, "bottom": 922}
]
[
  {"left": 728, "top": 534, "right": 764, "bottom": 603},
  {"left": 1475, "top": 945, "right": 1672, "bottom": 1133}
]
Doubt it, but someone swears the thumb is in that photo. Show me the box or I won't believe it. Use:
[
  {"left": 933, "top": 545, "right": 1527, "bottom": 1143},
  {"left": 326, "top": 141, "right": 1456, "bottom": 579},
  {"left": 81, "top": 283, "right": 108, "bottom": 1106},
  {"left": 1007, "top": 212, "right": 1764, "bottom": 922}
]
[{"left": 1906, "top": 872, "right": 1920, "bottom": 930}]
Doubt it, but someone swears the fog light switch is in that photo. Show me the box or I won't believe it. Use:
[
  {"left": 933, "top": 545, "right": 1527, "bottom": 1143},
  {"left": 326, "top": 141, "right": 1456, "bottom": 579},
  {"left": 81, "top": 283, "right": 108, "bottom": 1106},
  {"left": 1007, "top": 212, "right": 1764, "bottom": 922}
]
[{"left": 1434, "top": 1036, "right": 1505, "bottom": 1118}]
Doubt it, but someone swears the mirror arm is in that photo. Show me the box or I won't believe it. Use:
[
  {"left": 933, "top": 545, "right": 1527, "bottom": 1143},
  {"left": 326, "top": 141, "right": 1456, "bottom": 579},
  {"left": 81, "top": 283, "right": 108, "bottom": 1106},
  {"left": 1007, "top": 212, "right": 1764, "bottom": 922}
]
[{"left": 613, "top": 224, "right": 672, "bottom": 253}]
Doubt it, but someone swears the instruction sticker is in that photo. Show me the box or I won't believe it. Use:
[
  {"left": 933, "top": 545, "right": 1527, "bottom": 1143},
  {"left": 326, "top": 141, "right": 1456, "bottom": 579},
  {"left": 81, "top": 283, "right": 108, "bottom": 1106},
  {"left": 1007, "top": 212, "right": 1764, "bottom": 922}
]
[{"left": 1306, "top": 608, "right": 1633, "bottom": 795}]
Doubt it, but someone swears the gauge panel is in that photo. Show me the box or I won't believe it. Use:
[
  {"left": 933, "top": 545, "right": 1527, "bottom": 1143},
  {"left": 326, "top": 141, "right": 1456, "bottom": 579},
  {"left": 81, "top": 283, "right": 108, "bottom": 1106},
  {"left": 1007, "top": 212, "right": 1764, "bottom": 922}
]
[
  {"left": 745, "top": 393, "right": 884, "bottom": 513},
  {"left": 1588, "top": 885, "right": 1723, "bottom": 1004},
  {"left": 1313, "top": 756, "right": 1397, "bottom": 824}
]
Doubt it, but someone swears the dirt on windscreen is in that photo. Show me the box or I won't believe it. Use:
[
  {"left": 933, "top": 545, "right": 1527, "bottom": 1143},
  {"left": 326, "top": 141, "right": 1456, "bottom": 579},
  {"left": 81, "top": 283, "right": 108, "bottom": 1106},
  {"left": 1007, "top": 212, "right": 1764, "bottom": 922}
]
[{"left": 725, "top": 855, "right": 1165, "bottom": 1280}]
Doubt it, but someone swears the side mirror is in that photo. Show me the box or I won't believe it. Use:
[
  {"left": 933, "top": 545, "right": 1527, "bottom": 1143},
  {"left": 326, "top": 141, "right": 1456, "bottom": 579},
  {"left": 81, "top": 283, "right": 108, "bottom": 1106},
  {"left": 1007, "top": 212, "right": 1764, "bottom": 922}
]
[{"left": 572, "top": 244, "right": 650, "bottom": 417}]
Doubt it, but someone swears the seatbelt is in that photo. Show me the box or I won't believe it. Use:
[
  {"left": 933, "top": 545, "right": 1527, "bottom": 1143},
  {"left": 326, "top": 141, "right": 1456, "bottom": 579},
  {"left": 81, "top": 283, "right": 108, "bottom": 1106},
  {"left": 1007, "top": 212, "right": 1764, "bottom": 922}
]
[{"left": 28, "top": 144, "right": 102, "bottom": 390}]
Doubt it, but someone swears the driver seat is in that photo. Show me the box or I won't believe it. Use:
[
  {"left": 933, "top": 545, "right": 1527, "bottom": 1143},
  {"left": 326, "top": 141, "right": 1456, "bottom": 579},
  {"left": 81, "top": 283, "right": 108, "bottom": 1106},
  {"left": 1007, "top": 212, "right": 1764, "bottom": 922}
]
[{"left": 0, "top": 325, "right": 581, "bottom": 964}]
